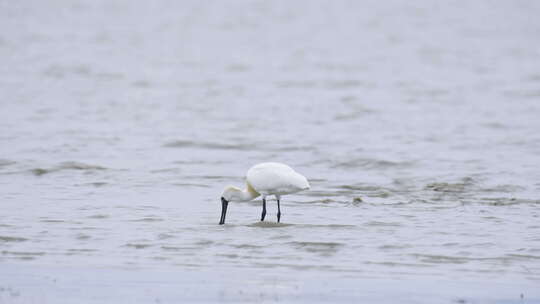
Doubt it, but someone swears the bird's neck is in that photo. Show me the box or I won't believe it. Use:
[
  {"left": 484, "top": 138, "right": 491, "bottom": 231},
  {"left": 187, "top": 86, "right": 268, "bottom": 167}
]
[{"left": 235, "top": 183, "right": 260, "bottom": 201}]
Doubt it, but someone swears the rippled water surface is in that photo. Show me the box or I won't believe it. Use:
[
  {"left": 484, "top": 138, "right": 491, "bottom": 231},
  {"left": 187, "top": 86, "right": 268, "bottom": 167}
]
[{"left": 1, "top": 1, "right": 540, "bottom": 303}]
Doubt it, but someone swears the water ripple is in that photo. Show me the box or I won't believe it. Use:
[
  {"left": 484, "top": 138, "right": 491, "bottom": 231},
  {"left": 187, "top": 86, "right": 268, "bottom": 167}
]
[
  {"left": 0, "top": 236, "right": 28, "bottom": 242},
  {"left": 30, "top": 161, "right": 107, "bottom": 176},
  {"left": 163, "top": 140, "right": 256, "bottom": 151}
]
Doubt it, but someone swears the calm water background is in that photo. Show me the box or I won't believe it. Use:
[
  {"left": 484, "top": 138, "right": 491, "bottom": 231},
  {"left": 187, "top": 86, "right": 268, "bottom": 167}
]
[{"left": 1, "top": 1, "right": 540, "bottom": 303}]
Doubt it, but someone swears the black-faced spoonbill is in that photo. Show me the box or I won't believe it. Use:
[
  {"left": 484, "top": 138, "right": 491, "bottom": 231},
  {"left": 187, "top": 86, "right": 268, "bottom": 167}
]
[{"left": 219, "top": 162, "right": 310, "bottom": 225}]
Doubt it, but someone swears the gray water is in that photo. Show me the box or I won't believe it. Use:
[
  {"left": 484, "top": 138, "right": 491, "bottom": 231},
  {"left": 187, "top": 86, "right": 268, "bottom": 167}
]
[{"left": 1, "top": 1, "right": 540, "bottom": 303}]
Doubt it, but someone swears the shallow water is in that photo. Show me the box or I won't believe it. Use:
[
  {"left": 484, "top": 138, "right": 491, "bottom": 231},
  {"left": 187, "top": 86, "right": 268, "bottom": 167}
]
[{"left": 1, "top": 0, "right": 540, "bottom": 302}]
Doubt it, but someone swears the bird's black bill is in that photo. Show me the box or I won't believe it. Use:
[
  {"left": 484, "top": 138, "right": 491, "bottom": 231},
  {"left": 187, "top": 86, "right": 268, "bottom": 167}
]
[{"left": 219, "top": 197, "right": 229, "bottom": 225}]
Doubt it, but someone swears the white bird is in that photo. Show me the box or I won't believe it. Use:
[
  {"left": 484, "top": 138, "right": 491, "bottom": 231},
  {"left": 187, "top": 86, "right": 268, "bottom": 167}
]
[{"left": 219, "top": 162, "right": 310, "bottom": 225}]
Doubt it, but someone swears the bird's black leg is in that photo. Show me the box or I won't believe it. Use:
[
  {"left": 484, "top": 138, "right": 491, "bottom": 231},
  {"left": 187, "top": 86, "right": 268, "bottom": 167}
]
[
  {"left": 277, "top": 199, "right": 281, "bottom": 223},
  {"left": 261, "top": 197, "right": 266, "bottom": 221}
]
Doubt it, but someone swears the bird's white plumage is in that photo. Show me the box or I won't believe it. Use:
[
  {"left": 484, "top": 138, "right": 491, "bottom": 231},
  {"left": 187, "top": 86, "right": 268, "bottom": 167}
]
[
  {"left": 219, "top": 162, "right": 310, "bottom": 224},
  {"left": 246, "top": 162, "right": 310, "bottom": 196}
]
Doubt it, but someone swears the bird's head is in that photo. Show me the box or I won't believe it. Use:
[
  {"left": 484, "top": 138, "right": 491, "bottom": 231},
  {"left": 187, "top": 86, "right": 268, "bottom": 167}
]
[{"left": 219, "top": 186, "right": 241, "bottom": 225}]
